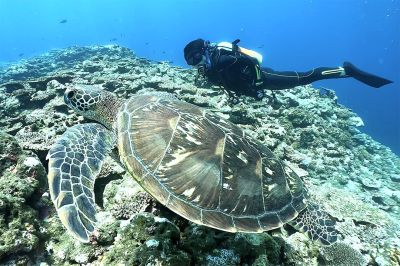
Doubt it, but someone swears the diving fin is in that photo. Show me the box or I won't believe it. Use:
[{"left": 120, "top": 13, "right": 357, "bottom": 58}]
[{"left": 343, "top": 61, "right": 393, "bottom": 88}]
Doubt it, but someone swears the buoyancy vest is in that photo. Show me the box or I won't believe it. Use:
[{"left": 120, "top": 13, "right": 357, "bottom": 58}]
[
  {"left": 216, "top": 41, "right": 263, "bottom": 64},
  {"left": 212, "top": 41, "right": 264, "bottom": 88}
]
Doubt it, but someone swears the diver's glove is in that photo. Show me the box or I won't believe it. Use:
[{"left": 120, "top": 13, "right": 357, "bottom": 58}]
[
  {"left": 255, "top": 89, "right": 264, "bottom": 100},
  {"left": 197, "top": 65, "right": 206, "bottom": 76},
  {"left": 226, "top": 90, "right": 240, "bottom": 105},
  {"left": 229, "top": 95, "right": 240, "bottom": 105}
]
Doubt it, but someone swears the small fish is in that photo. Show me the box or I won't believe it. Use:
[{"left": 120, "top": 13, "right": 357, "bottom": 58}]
[
  {"left": 162, "top": 51, "right": 166, "bottom": 54},
  {"left": 110, "top": 38, "right": 118, "bottom": 42},
  {"left": 145, "top": 42, "right": 149, "bottom": 45},
  {"left": 257, "top": 44, "right": 264, "bottom": 49},
  {"left": 59, "top": 19, "right": 67, "bottom": 24},
  {"left": 18, "top": 53, "right": 24, "bottom": 57}
]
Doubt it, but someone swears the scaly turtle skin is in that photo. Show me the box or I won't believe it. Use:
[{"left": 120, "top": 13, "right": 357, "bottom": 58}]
[{"left": 47, "top": 84, "right": 337, "bottom": 244}]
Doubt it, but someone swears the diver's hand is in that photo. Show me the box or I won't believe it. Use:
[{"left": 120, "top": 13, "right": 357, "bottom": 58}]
[
  {"left": 255, "top": 89, "right": 264, "bottom": 100},
  {"left": 225, "top": 90, "right": 240, "bottom": 105},
  {"left": 229, "top": 95, "right": 240, "bottom": 105},
  {"left": 197, "top": 65, "right": 206, "bottom": 76}
]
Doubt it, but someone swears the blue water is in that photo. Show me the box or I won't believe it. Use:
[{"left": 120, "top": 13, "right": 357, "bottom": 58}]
[{"left": 1, "top": 0, "right": 399, "bottom": 154}]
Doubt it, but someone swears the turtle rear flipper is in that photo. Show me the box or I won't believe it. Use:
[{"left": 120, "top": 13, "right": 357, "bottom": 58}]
[
  {"left": 289, "top": 204, "right": 338, "bottom": 245},
  {"left": 47, "top": 123, "right": 116, "bottom": 242}
]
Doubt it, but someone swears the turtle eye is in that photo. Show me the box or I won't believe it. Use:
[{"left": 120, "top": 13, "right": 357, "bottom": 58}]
[{"left": 67, "top": 90, "right": 75, "bottom": 99}]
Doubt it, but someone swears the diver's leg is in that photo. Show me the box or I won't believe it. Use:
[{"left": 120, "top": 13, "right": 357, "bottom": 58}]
[
  {"left": 261, "top": 64, "right": 393, "bottom": 90},
  {"left": 261, "top": 66, "right": 347, "bottom": 90}
]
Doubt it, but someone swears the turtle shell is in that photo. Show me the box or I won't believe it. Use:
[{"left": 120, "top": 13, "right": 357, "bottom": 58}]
[{"left": 116, "top": 95, "right": 307, "bottom": 232}]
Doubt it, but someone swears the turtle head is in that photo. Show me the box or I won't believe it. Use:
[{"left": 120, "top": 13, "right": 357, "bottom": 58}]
[{"left": 64, "top": 85, "right": 122, "bottom": 130}]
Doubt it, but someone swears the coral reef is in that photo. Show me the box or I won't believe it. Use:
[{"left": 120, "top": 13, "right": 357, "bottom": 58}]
[
  {"left": 0, "top": 45, "right": 399, "bottom": 265},
  {"left": 0, "top": 132, "right": 49, "bottom": 264},
  {"left": 319, "top": 242, "right": 366, "bottom": 266}
]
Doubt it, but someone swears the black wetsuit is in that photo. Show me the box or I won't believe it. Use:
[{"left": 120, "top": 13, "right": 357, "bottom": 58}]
[{"left": 203, "top": 46, "right": 347, "bottom": 101}]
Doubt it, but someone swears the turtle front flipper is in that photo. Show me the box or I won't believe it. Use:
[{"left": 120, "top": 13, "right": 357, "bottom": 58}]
[
  {"left": 289, "top": 204, "right": 338, "bottom": 245},
  {"left": 47, "top": 123, "right": 116, "bottom": 242}
]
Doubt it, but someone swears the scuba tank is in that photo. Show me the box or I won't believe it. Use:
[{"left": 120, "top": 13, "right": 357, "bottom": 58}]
[{"left": 217, "top": 40, "right": 263, "bottom": 64}]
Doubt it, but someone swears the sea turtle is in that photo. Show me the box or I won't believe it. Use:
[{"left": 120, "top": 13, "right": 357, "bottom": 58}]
[{"left": 47, "top": 84, "right": 338, "bottom": 244}]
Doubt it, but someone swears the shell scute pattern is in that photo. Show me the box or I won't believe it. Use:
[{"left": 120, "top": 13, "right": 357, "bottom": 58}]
[
  {"left": 117, "top": 95, "right": 307, "bottom": 232},
  {"left": 156, "top": 112, "right": 224, "bottom": 209},
  {"left": 219, "top": 132, "right": 263, "bottom": 216}
]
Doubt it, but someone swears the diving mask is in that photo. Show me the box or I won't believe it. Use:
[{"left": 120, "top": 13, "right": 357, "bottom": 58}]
[{"left": 187, "top": 52, "right": 204, "bottom": 66}]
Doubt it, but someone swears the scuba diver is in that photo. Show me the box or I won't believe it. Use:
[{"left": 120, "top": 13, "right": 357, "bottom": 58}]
[{"left": 183, "top": 38, "right": 393, "bottom": 104}]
